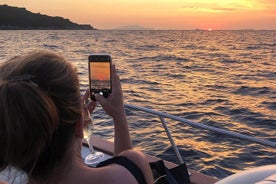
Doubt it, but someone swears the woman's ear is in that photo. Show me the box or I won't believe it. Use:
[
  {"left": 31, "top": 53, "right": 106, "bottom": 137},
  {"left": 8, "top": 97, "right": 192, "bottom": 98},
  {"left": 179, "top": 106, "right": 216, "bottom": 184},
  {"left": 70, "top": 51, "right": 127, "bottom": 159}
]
[{"left": 75, "top": 117, "right": 84, "bottom": 139}]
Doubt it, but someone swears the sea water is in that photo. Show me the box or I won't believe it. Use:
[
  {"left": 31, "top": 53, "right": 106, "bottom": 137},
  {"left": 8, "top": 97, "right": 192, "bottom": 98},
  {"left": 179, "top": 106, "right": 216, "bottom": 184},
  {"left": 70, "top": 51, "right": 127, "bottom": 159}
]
[{"left": 0, "top": 30, "right": 275, "bottom": 179}]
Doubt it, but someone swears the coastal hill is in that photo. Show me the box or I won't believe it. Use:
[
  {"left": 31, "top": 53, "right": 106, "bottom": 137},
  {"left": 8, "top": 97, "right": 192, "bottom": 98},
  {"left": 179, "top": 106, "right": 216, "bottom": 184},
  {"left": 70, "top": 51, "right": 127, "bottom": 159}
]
[{"left": 0, "top": 5, "right": 95, "bottom": 30}]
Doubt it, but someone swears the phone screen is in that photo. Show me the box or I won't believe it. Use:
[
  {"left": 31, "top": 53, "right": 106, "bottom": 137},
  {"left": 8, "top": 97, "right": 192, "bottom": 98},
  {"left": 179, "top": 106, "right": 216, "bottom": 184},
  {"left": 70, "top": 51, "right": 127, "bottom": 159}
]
[{"left": 88, "top": 55, "right": 111, "bottom": 100}]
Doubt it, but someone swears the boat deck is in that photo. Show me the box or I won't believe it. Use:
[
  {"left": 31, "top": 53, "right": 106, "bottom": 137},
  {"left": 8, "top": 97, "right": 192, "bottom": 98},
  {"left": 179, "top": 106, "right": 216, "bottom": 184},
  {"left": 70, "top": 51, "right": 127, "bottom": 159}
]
[{"left": 83, "top": 136, "right": 219, "bottom": 184}]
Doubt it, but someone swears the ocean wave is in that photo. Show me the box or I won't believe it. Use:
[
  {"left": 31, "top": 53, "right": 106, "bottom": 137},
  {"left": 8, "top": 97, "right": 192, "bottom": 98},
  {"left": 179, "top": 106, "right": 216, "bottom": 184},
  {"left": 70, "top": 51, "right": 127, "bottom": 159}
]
[
  {"left": 246, "top": 45, "right": 262, "bottom": 50},
  {"left": 42, "top": 43, "right": 59, "bottom": 49},
  {"left": 134, "top": 44, "right": 160, "bottom": 51},
  {"left": 121, "top": 78, "right": 159, "bottom": 85},
  {"left": 233, "top": 86, "right": 272, "bottom": 96},
  {"left": 203, "top": 99, "right": 229, "bottom": 105},
  {"left": 180, "top": 111, "right": 222, "bottom": 120},
  {"left": 261, "top": 101, "right": 276, "bottom": 110},
  {"left": 246, "top": 43, "right": 276, "bottom": 50},
  {"left": 136, "top": 55, "right": 190, "bottom": 62}
]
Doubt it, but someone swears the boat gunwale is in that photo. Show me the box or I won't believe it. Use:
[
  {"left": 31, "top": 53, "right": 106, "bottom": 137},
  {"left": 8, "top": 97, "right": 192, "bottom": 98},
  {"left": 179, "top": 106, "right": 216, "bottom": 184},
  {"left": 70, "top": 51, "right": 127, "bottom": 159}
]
[{"left": 85, "top": 136, "right": 219, "bottom": 184}]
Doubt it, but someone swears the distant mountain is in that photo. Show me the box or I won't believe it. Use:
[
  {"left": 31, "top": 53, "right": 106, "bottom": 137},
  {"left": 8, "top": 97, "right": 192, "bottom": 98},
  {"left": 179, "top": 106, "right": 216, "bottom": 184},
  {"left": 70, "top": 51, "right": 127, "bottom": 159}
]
[
  {"left": 0, "top": 5, "right": 95, "bottom": 30},
  {"left": 112, "top": 25, "right": 152, "bottom": 30}
]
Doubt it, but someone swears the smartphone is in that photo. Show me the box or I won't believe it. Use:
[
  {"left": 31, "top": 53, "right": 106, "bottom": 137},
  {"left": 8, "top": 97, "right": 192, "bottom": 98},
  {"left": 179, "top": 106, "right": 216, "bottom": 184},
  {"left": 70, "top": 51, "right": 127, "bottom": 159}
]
[{"left": 88, "top": 54, "right": 112, "bottom": 101}]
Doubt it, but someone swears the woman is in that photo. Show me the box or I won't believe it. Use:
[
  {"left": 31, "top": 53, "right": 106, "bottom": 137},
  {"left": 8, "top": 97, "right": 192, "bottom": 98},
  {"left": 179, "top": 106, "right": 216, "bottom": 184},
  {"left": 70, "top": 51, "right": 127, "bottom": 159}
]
[{"left": 0, "top": 50, "right": 153, "bottom": 184}]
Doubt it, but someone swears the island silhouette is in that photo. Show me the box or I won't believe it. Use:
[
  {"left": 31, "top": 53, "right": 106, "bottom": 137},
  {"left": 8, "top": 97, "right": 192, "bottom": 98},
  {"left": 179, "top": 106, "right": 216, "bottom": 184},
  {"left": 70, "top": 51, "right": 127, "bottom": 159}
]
[{"left": 0, "top": 5, "right": 95, "bottom": 30}]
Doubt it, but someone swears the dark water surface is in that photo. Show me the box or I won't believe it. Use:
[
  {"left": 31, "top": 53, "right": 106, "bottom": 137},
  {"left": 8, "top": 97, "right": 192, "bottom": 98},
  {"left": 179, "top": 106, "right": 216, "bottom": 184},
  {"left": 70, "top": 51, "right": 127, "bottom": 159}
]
[{"left": 0, "top": 30, "right": 275, "bottom": 179}]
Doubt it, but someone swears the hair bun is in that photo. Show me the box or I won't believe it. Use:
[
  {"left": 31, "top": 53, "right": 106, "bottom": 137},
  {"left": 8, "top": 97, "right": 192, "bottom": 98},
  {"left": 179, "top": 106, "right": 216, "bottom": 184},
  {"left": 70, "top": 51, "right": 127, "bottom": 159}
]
[{"left": 0, "top": 79, "right": 59, "bottom": 170}]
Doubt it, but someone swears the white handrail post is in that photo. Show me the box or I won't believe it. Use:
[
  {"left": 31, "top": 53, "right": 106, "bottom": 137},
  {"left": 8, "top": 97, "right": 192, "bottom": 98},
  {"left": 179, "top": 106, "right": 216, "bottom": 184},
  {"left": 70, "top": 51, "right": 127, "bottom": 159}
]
[{"left": 159, "top": 116, "right": 184, "bottom": 164}]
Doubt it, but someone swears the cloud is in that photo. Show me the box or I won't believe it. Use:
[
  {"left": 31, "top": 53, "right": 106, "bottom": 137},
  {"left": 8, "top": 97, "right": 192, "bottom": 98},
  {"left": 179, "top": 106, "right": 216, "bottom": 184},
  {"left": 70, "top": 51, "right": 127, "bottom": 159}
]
[
  {"left": 255, "top": 0, "right": 276, "bottom": 11},
  {"left": 178, "top": 0, "right": 274, "bottom": 13},
  {"left": 180, "top": 5, "right": 238, "bottom": 13},
  {"left": 212, "top": 7, "right": 238, "bottom": 11}
]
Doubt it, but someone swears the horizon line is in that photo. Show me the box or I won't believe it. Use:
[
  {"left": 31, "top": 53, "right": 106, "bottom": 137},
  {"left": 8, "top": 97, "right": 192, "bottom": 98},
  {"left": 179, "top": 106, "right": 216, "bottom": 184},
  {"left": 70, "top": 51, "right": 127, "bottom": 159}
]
[{"left": 98, "top": 29, "right": 276, "bottom": 31}]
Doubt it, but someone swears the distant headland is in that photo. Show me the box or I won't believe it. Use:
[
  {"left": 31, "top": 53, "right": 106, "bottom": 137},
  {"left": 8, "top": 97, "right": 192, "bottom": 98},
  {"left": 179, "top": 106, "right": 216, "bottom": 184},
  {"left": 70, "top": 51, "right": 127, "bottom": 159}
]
[{"left": 0, "top": 5, "right": 95, "bottom": 30}]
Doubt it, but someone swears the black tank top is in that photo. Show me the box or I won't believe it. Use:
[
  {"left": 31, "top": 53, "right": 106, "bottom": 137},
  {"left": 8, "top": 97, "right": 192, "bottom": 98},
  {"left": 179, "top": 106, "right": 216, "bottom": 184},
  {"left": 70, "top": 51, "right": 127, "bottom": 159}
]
[{"left": 97, "top": 156, "right": 147, "bottom": 184}]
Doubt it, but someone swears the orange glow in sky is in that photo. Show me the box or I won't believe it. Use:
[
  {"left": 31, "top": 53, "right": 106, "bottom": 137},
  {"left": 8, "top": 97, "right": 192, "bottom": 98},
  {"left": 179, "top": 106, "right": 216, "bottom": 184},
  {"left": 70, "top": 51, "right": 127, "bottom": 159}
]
[{"left": 1, "top": 0, "right": 275, "bottom": 30}]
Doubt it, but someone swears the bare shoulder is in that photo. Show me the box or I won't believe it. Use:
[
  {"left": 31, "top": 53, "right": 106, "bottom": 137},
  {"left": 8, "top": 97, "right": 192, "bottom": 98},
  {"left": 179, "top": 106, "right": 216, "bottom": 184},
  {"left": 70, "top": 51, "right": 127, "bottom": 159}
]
[
  {"left": 118, "top": 149, "right": 148, "bottom": 169},
  {"left": 119, "top": 149, "right": 147, "bottom": 161}
]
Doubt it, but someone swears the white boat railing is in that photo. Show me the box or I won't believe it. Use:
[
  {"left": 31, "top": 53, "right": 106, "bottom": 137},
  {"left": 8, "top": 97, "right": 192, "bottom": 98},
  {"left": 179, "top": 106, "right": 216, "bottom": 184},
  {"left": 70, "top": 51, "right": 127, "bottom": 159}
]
[{"left": 124, "top": 104, "right": 276, "bottom": 164}]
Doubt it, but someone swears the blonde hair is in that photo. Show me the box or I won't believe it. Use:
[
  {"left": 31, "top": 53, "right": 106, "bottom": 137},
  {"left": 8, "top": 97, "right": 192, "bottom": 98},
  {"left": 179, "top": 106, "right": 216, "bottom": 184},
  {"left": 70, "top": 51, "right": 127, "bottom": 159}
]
[{"left": 0, "top": 50, "right": 82, "bottom": 179}]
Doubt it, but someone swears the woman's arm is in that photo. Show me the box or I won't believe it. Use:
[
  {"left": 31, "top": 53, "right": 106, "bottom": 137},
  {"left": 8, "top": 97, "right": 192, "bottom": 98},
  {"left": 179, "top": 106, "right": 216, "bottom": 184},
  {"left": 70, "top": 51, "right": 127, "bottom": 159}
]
[
  {"left": 95, "top": 64, "right": 132, "bottom": 155},
  {"left": 95, "top": 64, "right": 153, "bottom": 183}
]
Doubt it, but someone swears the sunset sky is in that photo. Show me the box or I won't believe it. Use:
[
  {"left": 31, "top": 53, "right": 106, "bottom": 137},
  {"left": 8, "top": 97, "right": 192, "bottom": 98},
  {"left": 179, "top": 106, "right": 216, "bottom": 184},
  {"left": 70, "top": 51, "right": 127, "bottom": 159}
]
[
  {"left": 90, "top": 62, "right": 110, "bottom": 81},
  {"left": 1, "top": 0, "right": 275, "bottom": 30}
]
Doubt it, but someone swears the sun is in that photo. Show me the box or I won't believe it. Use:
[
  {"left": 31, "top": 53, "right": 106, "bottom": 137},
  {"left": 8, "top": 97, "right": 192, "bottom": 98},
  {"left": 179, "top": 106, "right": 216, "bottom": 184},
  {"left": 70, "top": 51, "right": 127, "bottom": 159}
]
[{"left": 208, "top": 28, "right": 212, "bottom": 31}]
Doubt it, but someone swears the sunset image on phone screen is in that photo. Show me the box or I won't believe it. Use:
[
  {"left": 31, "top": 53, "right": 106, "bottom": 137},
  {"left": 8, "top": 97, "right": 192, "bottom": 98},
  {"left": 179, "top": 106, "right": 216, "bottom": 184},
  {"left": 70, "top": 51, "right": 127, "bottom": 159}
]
[{"left": 90, "top": 62, "right": 111, "bottom": 90}]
